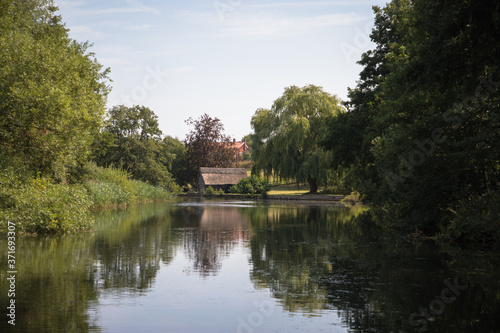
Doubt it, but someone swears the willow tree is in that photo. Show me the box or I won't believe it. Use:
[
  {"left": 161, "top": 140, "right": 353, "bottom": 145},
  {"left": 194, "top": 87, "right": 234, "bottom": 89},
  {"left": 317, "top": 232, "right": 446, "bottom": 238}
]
[{"left": 251, "top": 85, "right": 344, "bottom": 193}]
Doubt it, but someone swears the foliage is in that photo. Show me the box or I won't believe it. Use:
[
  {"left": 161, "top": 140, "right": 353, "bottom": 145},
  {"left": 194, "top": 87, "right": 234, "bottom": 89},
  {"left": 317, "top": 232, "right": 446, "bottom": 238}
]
[
  {"left": 0, "top": 3, "right": 176, "bottom": 235},
  {"left": 162, "top": 135, "right": 187, "bottom": 186},
  {"left": 241, "top": 134, "right": 253, "bottom": 161},
  {"left": 0, "top": 162, "right": 174, "bottom": 234},
  {"left": 83, "top": 162, "right": 173, "bottom": 208},
  {"left": 251, "top": 85, "right": 344, "bottom": 193},
  {"left": 0, "top": 167, "right": 93, "bottom": 234},
  {"left": 323, "top": 0, "right": 500, "bottom": 241},
  {"left": 183, "top": 113, "right": 239, "bottom": 185},
  {"left": 341, "top": 191, "right": 362, "bottom": 206},
  {"left": 93, "top": 105, "right": 181, "bottom": 192},
  {"left": 129, "top": 179, "right": 174, "bottom": 202},
  {"left": 230, "top": 175, "right": 270, "bottom": 195},
  {"left": 204, "top": 186, "right": 215, "bottom": 196},
  {"left": 0, "top": 0, "right": 110, "bottom": 180},
  {"left": 85, "top": 181, "right": 131, "bottom": 207},
  {"left": 442, "top": 193, "right": 500, "bottom": 245}
]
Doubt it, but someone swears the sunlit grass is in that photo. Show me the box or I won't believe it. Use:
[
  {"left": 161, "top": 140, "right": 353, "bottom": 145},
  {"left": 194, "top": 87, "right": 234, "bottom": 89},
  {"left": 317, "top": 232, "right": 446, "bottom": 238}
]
[{"left": 268, "top": 184, "right": 310, "bottom": 196}]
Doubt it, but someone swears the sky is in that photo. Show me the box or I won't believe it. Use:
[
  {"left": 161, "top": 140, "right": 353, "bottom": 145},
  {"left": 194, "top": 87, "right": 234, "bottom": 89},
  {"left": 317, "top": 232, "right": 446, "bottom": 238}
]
[{"left": 56, "top": 0, "right": 388, "bottom": 141}]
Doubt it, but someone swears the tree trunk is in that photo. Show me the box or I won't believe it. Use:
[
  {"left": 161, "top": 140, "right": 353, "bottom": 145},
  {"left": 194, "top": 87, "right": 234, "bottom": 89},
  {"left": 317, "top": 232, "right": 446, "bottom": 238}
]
[{"left": 307, "top": 177, "right": 318, "bottom": 194}]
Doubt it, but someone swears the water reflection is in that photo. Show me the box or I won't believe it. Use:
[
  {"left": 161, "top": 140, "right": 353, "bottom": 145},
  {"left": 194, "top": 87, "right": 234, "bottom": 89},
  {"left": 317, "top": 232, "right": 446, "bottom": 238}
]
[
  {"left": 181, "top": 203, "right": 251, "bottom": 277},
  {"left": 0, "top": 200, "right": 499, "bottom": 333}
]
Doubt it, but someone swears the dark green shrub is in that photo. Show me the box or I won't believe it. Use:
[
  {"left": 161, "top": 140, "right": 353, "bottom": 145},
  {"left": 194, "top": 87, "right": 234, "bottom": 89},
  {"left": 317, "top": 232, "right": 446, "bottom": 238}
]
[{"left": 230, "top": 176, "right": 270, "bottom": 195}]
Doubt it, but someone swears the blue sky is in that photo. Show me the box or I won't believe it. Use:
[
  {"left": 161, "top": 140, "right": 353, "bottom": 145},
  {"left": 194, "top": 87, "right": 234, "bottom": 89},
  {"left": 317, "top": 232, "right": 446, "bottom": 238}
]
[{"left": 56, "top": 0, "right": 387, "bottom": 140}]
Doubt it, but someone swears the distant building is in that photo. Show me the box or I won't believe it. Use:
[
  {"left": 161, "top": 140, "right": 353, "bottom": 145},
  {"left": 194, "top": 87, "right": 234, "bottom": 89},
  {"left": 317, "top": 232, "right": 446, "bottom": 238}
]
[
  {"left": 198, "top": 167, "right": 247, "bottom": 193},
  {"left": 228, "top": 139, "right": 249, "bottom": 156}
]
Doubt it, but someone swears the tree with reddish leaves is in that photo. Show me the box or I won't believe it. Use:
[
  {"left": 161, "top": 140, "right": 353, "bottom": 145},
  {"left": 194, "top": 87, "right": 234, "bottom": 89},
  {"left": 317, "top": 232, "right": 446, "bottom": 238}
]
[{"left": 183, "top": 114, "right": 238, "bottom": 185}]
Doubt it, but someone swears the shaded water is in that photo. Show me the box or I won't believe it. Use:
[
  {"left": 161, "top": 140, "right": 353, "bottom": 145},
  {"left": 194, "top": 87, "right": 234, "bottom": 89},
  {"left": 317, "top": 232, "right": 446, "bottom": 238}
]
[{"left": 1, "top": 199, "right": 499, "bottom": 332}]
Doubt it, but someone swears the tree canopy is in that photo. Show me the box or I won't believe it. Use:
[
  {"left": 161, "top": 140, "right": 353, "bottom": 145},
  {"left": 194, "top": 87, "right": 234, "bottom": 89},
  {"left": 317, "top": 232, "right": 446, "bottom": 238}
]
[
  {"left": 324, "top": 0, "right": 500, "bottom": 239},
  {"left": 93, "top": 105, "right": 181, "bottom": 190},
  {"left": 0, "top": 0, "right": 110, "bottom": 180},
  {"left": 251, "top": 85, "right": 344, "bottom": 193}
]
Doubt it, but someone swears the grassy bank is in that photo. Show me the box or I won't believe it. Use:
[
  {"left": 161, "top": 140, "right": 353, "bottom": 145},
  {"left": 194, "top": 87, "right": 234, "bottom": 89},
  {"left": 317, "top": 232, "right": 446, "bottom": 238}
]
[{"left": 0, "top": 163, "right": 173, "bottom": 235}]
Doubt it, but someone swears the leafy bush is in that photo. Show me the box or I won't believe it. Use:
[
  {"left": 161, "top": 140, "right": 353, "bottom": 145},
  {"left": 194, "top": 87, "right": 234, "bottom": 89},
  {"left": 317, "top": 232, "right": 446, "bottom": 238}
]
[
  {"left": 341, "top": 191, "right": 362, "bottom": 205},
  {"left": 204, "top": 186, "right": 215, "bottom": 196},
  {"left": 0, "top": 170, "right": 93, "bottom": 234},
  {"left": 230, "top": 175, "right": 270, "bottom": 195},
  {"left": 0, "top": 162, "right": 174, "bottom": 235},
  {"left": 443, "top": 193, "right": 500, "bottom": 244}
]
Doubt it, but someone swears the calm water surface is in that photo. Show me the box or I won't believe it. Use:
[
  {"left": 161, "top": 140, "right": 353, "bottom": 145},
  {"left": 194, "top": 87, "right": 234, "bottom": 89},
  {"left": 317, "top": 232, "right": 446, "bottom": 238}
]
[{"left": 1, "top": 199, "right": 499, "bottom": 332}]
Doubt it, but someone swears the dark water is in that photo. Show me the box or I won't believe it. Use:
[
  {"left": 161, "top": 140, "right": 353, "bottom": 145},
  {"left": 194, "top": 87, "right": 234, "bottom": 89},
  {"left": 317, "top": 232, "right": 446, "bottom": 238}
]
[{"left": 1, "top": 199, "right": 499, "bottom": 333}]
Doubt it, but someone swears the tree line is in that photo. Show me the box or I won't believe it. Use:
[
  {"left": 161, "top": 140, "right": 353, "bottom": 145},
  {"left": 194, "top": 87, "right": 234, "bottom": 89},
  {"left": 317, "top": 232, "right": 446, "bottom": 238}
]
[
  {"left": 0, "top": 0, "right": 239, "bottom": 193},
  {"left": 2, "top": 0, "right": 498, "bottom": 242},
  {"left": 0, "top": 0, "right": 239, "bottom": 233},
  {"left": 250, "top": 0, "right": 500, "bottom": 242},
  {"left": 322, "top": 0, "right": 499, "bottom": 241}
]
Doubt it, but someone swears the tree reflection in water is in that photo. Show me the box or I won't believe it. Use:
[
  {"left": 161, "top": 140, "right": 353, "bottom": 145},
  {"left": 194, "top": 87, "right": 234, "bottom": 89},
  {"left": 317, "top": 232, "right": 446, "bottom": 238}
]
[
  {"left": 182, "top": 204, "right": 251, "bottom": 277},
  {"left": 1, "top": 201, "right": 499, "bottom": 333}
]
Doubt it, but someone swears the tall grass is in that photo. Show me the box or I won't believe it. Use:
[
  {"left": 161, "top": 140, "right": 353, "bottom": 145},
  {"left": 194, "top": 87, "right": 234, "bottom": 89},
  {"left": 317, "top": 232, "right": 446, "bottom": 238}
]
[{"left": 83, "top": 162, "right": 173, "bottom": 209}]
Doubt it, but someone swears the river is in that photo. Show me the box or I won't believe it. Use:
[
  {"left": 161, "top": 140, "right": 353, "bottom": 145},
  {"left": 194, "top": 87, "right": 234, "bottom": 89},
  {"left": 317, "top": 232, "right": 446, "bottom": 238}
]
[{"left": 1, "top": 199, "right": 499, "bottom": 332}]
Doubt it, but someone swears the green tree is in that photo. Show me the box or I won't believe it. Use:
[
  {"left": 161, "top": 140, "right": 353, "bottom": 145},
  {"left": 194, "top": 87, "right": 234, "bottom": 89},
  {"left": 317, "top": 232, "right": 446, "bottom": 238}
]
[
  {"left": 371, "top": 0, "right": 500, "bottom": 234},
  {"left": 0, "top": 0, "right": 110, "bottom": 180},
  {"left": 324, "top": 0, "right": 500, "bottom": 239},
  {"left": 251, "top": 85, "right": 344, "bottom": 193},
  {"left": 183, "top": 113, "right": 238, "bottom": 185},
  {"left": 161, "top": 135, "right": 186, "bottom": 186},
  {"left": 323, "top": 0, "right": 413, "bottom": 195},
  {"left": 94, "top": 105, "right": 178, "bottom": 190}
]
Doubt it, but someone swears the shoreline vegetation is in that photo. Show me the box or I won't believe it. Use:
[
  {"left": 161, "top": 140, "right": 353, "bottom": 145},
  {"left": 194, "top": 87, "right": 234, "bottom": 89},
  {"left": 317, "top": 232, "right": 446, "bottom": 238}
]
[{"left": 0, "top": 162, "right": 174, "bottom": 235}]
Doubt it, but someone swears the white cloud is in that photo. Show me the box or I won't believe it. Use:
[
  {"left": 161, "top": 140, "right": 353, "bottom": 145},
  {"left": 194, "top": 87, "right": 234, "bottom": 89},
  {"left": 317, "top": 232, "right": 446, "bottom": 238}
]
[
  {"left": 227, "top": 13, "right": 367, "bottom": 36},
  {"left": 128, "top": 24, "right": 152, "bottom": 30},
  {"left": 67, "top": 25, "right": 104, "bottom": 39},
  {"left": 65, "top": 4, "right": 161, "bottom": 16},
  {"left": 178, "top": 10, "right": 368, "bottom": 37},
  {"left": 169, "top": 66, "right": 195, "bottom": 73},
  {"left": 149, "top": 51, "right": 177, "bottom": 57},
  {"left": 246, "top": 1, "right": 381, "bottom": 9},
  {"left": 99, "top": 57, "right": 131, "bottom": 65}
]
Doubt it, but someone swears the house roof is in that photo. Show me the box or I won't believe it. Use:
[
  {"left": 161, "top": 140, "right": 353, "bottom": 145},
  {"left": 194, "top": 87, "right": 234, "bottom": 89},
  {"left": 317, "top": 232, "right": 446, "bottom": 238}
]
[
  {"left": 199, "top": 167, "right": 247, "bottom": 185},
  {"left": 229, "top": 141, "right": 247, "bottom": 149}
]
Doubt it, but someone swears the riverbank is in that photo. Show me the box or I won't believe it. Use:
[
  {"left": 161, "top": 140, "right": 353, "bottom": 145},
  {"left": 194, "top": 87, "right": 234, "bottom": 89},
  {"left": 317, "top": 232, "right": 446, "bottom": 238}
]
[{"left": 0, "top": 163, "right": 174, "bottom": 235}]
